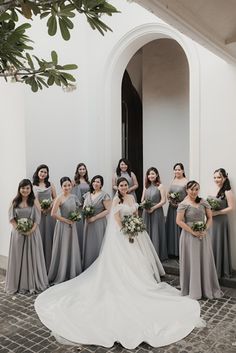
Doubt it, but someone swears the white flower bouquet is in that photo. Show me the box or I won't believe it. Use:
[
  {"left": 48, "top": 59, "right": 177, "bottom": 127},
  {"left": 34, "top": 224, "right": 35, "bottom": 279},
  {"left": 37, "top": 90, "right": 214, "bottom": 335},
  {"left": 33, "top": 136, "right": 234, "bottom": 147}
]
[
  {"left": 16, "top": 218, "right": 34, "bottom": 234},
  {"left": 82, "top": 205, "right": 95, "bottom": 218},
  {"left": 168, "top": 191, "right": 181, "bottom": 207},
  {"left": 139, "top": 199, "right": 153, "bottom": 210},
  {"left": 121, "top": 215, "right": 146, "bottom": 243},
  {"left": 40, "top": 199, "right": 52, "bottom": 210},
  {"left": 206, "top": 198, "right": 221, "bottom": 211}
]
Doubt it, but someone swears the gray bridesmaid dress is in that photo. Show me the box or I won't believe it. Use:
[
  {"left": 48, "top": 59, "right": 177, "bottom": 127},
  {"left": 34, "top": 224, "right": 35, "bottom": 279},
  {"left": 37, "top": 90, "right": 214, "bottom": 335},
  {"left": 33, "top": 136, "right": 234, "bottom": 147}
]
[
  {"left": 72, "top": 182, "right": 90, "bottom": 258},
  {"left": 83, "top": 191, "right": 110, "bottom": 270},
  {"left": 142, "top": 184, "right": 168, "bottom": 261},
  {"left": 208, "top": 196, "right": 232, "bottom": 278},
  {"left": 5, "top": 204, "right": 48, "bottom": 294},
  {"left": 114, "top": 172, "right": 137, "bottom": 200},
  {"left": 166, "top": 184, "right": 187, "bottom": 257},
  {"left": 177, "top": 200, "right": 222, "bottom": 299},
  {"left": 33, "top": 185, "right": 56, "bottom": 272},
  {"left": 48, "top": 194, "right": 82, "bottom": 285}
]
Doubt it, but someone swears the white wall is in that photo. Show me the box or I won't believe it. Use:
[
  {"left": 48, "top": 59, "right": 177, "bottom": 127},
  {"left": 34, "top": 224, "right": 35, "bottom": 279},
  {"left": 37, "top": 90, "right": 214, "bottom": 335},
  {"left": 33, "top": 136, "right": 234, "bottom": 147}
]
[
  {"left": 0, "top": 82, "right": 26, "bottom": 263},
  {"left": 143, "top": 39, "right": 189, "bottom": 189}
]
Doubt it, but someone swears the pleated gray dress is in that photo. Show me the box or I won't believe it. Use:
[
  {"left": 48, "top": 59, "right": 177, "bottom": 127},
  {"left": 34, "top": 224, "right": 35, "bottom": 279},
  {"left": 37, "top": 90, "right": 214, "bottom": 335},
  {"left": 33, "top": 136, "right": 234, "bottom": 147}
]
[
  {"left": 72, "top": 182, "right": 90, "bottom": 259},
  {"left": 142, "top": 184, "right": 168, "bottom": 261},
  {"left": 83, "top": 191, "right": 110, "bottom": 270},
  {"left": 114, "top": 172, "right": 137, "bottom": 200},
  {"left": 178, "top": 200, "right": 222, "bottom": 299},
  {"left": 5, "top": 204, "right": 48, "bottom": 294},
  {"left": 33, "top": 185, "right": 56, "bottom": 273},
  {"left": 208, "top": 196, "right": 232, "bottom": 278},
  {"left": 166, "top": 184, "right": 187, "bottom": 257},
  {"left": 48, "top": 194, "right": 82, "bottom": 285}
]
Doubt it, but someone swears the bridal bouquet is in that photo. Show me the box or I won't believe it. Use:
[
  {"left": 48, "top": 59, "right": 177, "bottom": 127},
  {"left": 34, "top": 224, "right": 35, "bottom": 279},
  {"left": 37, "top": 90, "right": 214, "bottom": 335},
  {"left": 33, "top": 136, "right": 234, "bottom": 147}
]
[
  {"left": 16, "top": 218, "right": 34, "bottom": 234},
  {"left": 40, "top": 199, "right": 52, "bottom": 210},
  {"left": 139, "top": 199, "right": 153, "bottom": 210},
  {"left": 68, "top": 209, "right": 82, "bottom": 222},
  {"left": 168, "top": 192, "right": 180, "bottom": 207},
  {"left": 206, "top": 198, "right": 220, "bottom": 211},
  {"left": 82, "top": 205, "right": 95, "bottom": 218},
  {"left": 121, "top": 215, "right": 146, "bottom": 243}
]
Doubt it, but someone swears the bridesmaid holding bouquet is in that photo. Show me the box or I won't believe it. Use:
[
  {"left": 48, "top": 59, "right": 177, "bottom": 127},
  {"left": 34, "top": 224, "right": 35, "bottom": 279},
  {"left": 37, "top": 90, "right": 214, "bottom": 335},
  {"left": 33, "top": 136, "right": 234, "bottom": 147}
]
[
  {"left": 72, "top": 163, "right": 90, "bottom": 258},
  {"left": 166, "top": 163, "right": 188, "bottom": 257},
  {"left": 48, "top": 177, "right": 82, "bottom": 284},
  {"left": 33, "top": 164, "right": 56, "bottom": 272},
  {"left": 207, "top": 168, "right": 234, "bottom": 278},
  {"left": 141, "top": 167, "right": 168, "bottom": 261},
  {"left": 83, "top": 175, "right": 111, "bottom": 270},
  {"left": 5, "top": 179, "right": 48, "bottom": 294},
  {"left": 112, "top": 158, "right": 138, "bottom": 200}
]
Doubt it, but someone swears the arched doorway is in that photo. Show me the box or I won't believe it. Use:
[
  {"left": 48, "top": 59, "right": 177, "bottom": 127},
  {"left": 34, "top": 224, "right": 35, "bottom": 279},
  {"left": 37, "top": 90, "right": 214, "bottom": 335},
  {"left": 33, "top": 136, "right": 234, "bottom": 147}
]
[
  {"left": 102, "top": 23, "right": 200, "bottom": 193},
  {"left": 122, "top": 38, "right": 189, "bottom": 200}
]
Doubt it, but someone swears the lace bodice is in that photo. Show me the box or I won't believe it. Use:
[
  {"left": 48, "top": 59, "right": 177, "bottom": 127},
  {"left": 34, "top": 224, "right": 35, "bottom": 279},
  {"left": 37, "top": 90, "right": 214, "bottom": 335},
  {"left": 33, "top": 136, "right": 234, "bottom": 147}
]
[{"left": 115, "top": 203, "right": 139, "bottom": 218}]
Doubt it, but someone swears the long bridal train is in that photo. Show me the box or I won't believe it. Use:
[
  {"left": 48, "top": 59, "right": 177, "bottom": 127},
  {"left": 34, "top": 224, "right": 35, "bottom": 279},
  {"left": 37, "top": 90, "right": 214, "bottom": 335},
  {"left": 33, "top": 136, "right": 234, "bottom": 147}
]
[{"left": 35, "top": 202, "right": 205, "bottom": 349}]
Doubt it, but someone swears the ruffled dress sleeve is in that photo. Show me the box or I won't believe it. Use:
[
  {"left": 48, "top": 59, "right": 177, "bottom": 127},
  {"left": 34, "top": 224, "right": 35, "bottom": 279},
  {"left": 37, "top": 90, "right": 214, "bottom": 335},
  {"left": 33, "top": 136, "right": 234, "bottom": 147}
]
[
  {"left": 8, "top": 204, "right": 15, "bottom": 222},
  {"left": 177, "top": 202, "right": 188, "bottom": 213},
  {"left": 200, "top": 199, "right": 211, "bottom": 209}
]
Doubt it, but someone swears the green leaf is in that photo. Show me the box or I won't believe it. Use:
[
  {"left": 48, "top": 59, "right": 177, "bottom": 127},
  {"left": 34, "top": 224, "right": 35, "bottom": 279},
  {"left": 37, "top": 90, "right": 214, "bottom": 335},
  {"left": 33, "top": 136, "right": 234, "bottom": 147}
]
[
  {"left": 47, "top": 75, "right": 55, "bottom": 86},
  {"left": 26, "top": 53, "right": 34, "bottom": 70},
  {"left": 47, "top": 15, "right": 57, "bottom": 36},
  {"left": 60, "top": 72, "right": 76, "bottom": 82},
  {"left": 59, "top": 18, "right": 70, "bottom": 40},
  {"left": 61, "top": 64, "right": 78, "bottom": 70},
  {"left": 51, "top": 51, "right": 58, "bottom": 65},
  {"left": 0, "top": 13, "right": 11, "bottom": 21}
]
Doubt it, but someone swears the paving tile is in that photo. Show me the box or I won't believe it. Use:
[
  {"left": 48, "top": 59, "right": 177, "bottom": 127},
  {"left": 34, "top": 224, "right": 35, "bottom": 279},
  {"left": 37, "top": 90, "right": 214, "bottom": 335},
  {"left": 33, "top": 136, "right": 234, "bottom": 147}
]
[{"left": 1, "top": 273, "right": 236, "bottom": 353}]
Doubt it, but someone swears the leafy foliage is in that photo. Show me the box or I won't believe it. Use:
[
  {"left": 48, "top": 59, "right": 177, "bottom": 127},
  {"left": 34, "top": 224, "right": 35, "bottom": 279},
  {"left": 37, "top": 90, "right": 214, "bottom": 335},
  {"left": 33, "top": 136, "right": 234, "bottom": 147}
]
[{"left": 0, "top": 0, "right": 118, "bottom": 91}]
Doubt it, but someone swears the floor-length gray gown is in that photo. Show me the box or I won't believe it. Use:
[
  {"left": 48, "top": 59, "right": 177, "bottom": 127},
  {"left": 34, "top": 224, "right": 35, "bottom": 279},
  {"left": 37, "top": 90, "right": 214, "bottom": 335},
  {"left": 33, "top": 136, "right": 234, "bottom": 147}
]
[
  {"left": 166, "top": 184, "right": 187, "bottom": 257},
  {"left": 5, "top": 204, "right": 48, "bottom": 294},
  {"left": 83, "top": 191, "right": 110, "bottom": 270},
  {"left": 142, "top": 184, "right": 168, "bottom": 261},
  {"left": 208, "top": 196, "right": 232, "bottom": 278},
  {"left": 178, "top": 200, "right": 222, "bottom": 299},
  {"left": 48, "top": 194, "right": 82, "bottom": 284},
  {"left": 33, "top": 185, "right": 56, "bottom": 272}
]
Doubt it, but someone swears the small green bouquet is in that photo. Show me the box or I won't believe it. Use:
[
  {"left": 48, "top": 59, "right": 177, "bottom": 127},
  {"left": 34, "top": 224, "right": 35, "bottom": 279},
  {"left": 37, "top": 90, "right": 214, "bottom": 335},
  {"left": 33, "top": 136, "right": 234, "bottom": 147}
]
[
  {"left": 16, "top": 218, "right": 34, "bottom": 234},
  {"left": 82, "top": 205, "right": 95, "bottom": 218},
  {"left": 207, "top": 198, "right": 220, "bottom": 211},
  {"left": 68, "top": 210, "right": 82, "bottom": 222},
  {"left": 40, "top": 199, "right": 52, "bottom": 210},
  {"left": 168, "top": 192, "right": 181, "bottom": 207},
  {"left": 191, "top": 221, "right": 206, "bottom": 232},
  {"left": 121, "top": 215, "right": 146, "bottom": 243},
  {"left": 139, "top": 199, "right": 153, "bottom": 210}
]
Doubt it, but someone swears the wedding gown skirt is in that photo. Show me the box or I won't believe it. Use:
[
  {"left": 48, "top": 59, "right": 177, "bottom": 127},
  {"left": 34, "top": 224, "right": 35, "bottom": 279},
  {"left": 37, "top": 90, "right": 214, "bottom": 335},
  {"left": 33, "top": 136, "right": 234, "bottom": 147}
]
[{"left": 35, "top": 204, "right": 204, "bottom": 349}]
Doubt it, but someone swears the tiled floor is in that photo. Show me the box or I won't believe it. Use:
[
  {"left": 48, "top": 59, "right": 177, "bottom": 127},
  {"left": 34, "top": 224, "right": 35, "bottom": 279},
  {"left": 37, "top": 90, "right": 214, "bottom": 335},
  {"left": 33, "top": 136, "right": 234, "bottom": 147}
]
[{"left": 0, "top": 273, "right": 236, "bottom": 353}]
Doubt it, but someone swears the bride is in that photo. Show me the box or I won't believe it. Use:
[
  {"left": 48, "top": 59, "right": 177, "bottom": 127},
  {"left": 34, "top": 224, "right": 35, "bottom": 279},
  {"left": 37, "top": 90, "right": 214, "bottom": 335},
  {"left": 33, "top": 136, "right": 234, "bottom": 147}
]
[{"left": 35, "top": 177, "right": 204, "bottom": 349}]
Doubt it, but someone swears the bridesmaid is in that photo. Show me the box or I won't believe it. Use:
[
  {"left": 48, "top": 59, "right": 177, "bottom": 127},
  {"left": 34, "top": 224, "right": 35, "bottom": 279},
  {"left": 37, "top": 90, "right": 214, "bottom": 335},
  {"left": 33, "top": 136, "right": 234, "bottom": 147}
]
[
  {"left": 48, "top": 177, "right": 82, "bottom": 285},
  {"left": 141, "top": 167, "right": 168, "bottom": 261},
  {"left": 176, "top": 180, "right": 222, "bottom": 299},
  {"left": 83, "top": 175, "right": 111, "bottom": 270},
  {"left": 166, "top": 163, "right": 188, "bottom": 258},
  {"left": 32, "top": 164, "right": 56, "bottom": 272},
  {"left": 5, "top": 179, "right": 48, "bottom": 294},
  {"left": 208, "top": 168, "right": 234, "bottom": 278},
  {"left": 72, "top": 163, "right": 90, "bottom": 257},
  {"left": 112, "top": 158, "right": 138, "bottom": 200}
]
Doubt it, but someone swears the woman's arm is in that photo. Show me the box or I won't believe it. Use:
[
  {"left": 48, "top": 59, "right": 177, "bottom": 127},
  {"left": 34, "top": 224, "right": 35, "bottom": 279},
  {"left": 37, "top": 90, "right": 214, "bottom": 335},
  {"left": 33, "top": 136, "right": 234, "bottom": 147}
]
[
  {"left": 212, "top": 190, "right": 235, "bottom": 216},
  {"left": 87, "top": 199, "right": 111, "bottom": 223},
  {"left": 176, "top": 210, "right": 201, "bottom": 238},
  {"left": 148, "top": 184, "right": 166, "bottom": 213},
  {"left": 51, "top": 183, "right": 57, "bottom": 199},
  {"left": 51, "top": 196, "right": 73, "bottom": 225},
  {"left": 141, "top": 187, "right": 146, "bottom": 203},
  {"left": 127, "top": 172, "right": 139, "bottom": 193}
]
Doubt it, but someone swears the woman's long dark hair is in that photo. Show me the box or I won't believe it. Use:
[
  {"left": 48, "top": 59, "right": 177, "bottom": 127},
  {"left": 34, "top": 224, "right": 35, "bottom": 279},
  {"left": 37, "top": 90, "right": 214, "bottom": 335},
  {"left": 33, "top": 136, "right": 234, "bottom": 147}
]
[
  {"left": 12, "top": 179, "right": 35, "bottom": 208},
  {"left": 173, "top": 163, "right": 186, "bottom": 178},
  {"left": 145, "top": 167, "right": 161, "bottom": 188},
  {"left": 74, "top": 163, "right": 89, "bottom": 185},
  {"left": 186, "top": 180, "right": 201, "bottom": 203},
  {"left": 60, "top": 176, "right": 71, "bottom": 187},
  {"left": 214, "top": 168, "right": 231, "bottom": 199},
  {"left": 117, "top": 177, "right": 129, "bottom": 204},
  {"left": 116, "top": 158, "right": 132, "bottom": 177},
  {"left": 32, "top": 164, "right": 51, "bottom": 188},
  {"left": 90, "top": 175, "right": 104, "bottom": 193}
]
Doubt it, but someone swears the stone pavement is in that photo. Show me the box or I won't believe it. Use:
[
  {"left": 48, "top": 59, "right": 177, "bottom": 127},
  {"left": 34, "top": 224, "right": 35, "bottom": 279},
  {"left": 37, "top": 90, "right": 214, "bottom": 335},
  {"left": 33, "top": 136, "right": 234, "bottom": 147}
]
[{"left": 0, "top": 273, "right": 236, "bottom": 353}]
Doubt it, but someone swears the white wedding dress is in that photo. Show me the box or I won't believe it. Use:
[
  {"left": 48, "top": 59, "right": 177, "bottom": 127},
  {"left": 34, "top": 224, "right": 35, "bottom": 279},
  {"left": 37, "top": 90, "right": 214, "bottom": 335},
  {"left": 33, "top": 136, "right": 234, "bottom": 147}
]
[{"left": 35, "top": 200, "right": 204, "bottom": 349}]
